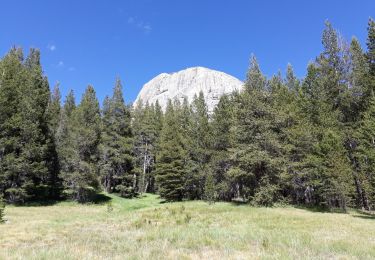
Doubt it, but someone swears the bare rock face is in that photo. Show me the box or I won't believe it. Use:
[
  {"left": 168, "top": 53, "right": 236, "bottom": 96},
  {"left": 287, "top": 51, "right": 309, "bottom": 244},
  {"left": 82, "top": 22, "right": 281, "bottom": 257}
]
[{"left": 134, "top": 67, "right": 243, "bottom": 113}]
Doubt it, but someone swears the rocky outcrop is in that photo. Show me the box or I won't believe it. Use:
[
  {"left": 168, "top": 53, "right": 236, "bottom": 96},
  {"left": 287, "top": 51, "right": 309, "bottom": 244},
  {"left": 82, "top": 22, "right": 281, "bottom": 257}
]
[{"left": 134, "top": 67, "right": 243, "bottom": 113}]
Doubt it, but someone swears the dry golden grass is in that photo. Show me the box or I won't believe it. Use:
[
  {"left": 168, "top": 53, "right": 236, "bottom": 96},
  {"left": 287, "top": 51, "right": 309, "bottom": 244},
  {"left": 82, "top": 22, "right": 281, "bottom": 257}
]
[{"left": 1, "top": 194, "right": 375, "bottom": 259}]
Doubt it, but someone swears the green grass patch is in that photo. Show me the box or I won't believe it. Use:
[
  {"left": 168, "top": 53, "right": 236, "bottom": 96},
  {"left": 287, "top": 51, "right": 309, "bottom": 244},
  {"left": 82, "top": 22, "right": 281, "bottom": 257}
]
[{"left": 1, "top": 193, "right": 374, "bottom": 259}]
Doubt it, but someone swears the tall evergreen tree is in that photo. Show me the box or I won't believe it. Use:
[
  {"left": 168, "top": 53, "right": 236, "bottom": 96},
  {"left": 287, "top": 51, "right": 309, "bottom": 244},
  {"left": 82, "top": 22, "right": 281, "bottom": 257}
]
[
  {"left": 56, "top": 90, "right": 76, "bottom": 187},
  {"left": 245, "top": 54, "right": 266, "bottom": 91},
  {"left": 300, "top": 61, "right": 353, "bottom": 209},
  {"left": 367, "top": 18, "right": 375, "bottom": 77},
  {"left": 209, "top": 94, "right": 235, "bottom": 200},
  {"left": 132, "top": 100, "right": 162, "bottom": 193},
  {"left": 101, "top": 78, "right": 134, "bottom": 197},
  {"left": 316, "top": 21, "right": 352, "bottom": 121},
  {"left": 61, "top": 86, "right": 101, "bottom": 202},
  {"left": 229, "top": 56, "right": 284, "bottom": 205},
  {"left": 286, "top": 63, "right": 300, "bottom": 92},
  {"left": 0, "top": 48, "right": 26, "bottom": 202},
  {"left": 155, "top": 101, "right": 186, "bottom": 201},
  {"left": 48, "top": 83, "right": 62, "bottom": 137},
  {"left": 0, "top": 48, "right": 59, "bottom": 202},
  {"left": 352, "top": 95, "right": 375, "bottom": 210},
  {"left": 184, "top": 92, "right": 211, "bottom": 199}
]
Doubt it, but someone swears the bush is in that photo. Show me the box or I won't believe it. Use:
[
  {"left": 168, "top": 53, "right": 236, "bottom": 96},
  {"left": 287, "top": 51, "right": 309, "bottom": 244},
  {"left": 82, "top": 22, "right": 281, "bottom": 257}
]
[
  {"left": 5, "top": 187, "right": 28, "bottom": 204},
  {"left": 252, "top": 183, "right": 280, "bottom": 207},
  {"left": 116, "top": 185, "right": 136, "bottom": 198},
  {"left": 76, "top": 186, "right": 97, "bottom": 203}
]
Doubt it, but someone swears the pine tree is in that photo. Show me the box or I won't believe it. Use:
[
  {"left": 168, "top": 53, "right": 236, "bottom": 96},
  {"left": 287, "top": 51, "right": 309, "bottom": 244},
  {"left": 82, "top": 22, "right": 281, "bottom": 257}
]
[
  {"left": 343, "top": 38, "right": 370, "bottom": 119},
  {"left": 283, "top": 94, "right": 316, "bottom": 204},
  {"left": 132, "top": 100, "right": 161, "bottom": 194},
  {"left": 353, "top": 95, "right": 375, "bottom": 210},
  {"left": 21, "top": 48, "right": 58, "bottom": 200},
  {"left": 0, "top": 48, "right": 59, "bottom": 202},
  {"left": 342, "top": 37, "right": 373, "bottom": 210},
  {"left": 317, "top": 21, "right": 349, "bottom": 109},
  {"left": 268, "top": 70, "right": 302, "bottom": 204},
  {"left": 56, "top": 90, "right": 76, "bottom": 190},
  {"left": 155, "top": 101, "right": 186, "bottom": 201},
  {"left": 367, "top": 18, "right": 375, "bottom": 77},
  {"left": 229, "top": 56, "right": 284, "bottom": 205},
  {"left": 299, "top": 61, "right": 353, "bottom": 210},
  {"left": 245, "top": 54, "right": 266, "bottom": 91},
  {"left": 61, "top": 86, "right": 101, "bottom": 202},
  {"left": 286, "top": 63, "right": 300, "bottom": 92},
  {"left": 184, "top": 92, "right": 211, "bottom": 199},
  {"left": 101, "top": 78, "right": 134, "bottom": 197},
  {"left": 0, "top": 48, "right": 25, "bottom": 202},
  {"left": 176, "top": 97, "right": 192, "bottom": 146},
  {"left": 48, "top": 83, "right": 62, "bottom": 137},
  {"left": 46, "top": 82, "right": 62, "bottom": 198},
  {"left": 149, "top": 101, "right": 164, "bottom": 193},
  {"left": 63, "top": 90, "right": 76, "bottom": 117},
  {"left": 209, "top": 94, "right": 235, "bottom": 201}
]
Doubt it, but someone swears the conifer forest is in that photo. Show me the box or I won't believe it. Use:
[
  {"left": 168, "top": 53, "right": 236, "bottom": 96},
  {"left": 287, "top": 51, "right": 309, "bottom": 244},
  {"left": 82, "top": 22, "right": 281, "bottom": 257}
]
[{"left": 1, "top": 18, "right": 375, "bottom": 259}]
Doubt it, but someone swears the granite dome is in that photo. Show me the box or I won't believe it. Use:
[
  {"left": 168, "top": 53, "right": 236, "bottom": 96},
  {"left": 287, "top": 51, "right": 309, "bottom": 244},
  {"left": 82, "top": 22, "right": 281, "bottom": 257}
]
[{"left": 134, "top": 67, "right": 243, "bottom": 113}]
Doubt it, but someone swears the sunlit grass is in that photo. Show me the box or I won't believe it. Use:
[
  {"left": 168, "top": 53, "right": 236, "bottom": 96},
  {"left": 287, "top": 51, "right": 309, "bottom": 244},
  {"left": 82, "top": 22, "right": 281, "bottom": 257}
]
[{"left": 1, "top": 193, "right": 374, "bottom": 259}]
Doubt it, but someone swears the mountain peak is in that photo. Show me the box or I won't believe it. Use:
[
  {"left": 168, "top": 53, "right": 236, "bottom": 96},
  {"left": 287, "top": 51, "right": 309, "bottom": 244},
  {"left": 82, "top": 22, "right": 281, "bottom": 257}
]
[{"left": 134, "top": 67, "right": 243, "bottom": 113}]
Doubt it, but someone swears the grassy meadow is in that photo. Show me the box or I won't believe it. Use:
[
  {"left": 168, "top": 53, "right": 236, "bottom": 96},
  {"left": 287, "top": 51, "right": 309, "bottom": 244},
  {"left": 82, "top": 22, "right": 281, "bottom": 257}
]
[{"left": 1, "top": 194, "right": 375, "bottom": 259}]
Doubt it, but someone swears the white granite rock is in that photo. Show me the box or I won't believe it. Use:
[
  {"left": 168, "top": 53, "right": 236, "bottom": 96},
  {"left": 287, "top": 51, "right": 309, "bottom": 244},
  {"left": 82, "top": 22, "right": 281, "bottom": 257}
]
[{"left": 134, "top": 67, "right": 243, "bottom": 113}]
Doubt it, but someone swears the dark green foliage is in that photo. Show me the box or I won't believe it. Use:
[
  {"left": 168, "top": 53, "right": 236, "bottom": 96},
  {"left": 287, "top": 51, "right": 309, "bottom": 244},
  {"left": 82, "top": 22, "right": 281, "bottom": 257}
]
[
  {"left": 1, "top": 19, "right": 375, "bottom": 210},
  {"left": 286, "top": 63, "right": 300, "bottom": 92},
  {"left": 245, "top": 54, "right": 266, "bottom": 91},
  {"left": 48, "top": 83, "right": 62, "bottom": 136},
  {"left": 56, "top": 90, "right": 76, "bottom": 194},
  {"left": 229, "top": 57, "right": 285, "bottom": 205},
  {"left": 60, "top": 86, "right": 102, "bottom": 202},
  {"left": 317, "top": 21, "right": 350, "bottom": 113},
  {"left": 101, "top": 78, "right": 135, "bottom": 197},
  {"left": 297, "top": 51, "right": 353, "bottom": 210},
  {"left": 0, "top": 48, "right": 59, "bottom": 203},
  {"left": 155, "top": 101, "right": 186, "bottom": 201},
  {"left": 367, "top": 18, "right": 375, "bottom": 76},
  {"left": 353, "top": 96, "right": 375, "bottom": 209},
  {"left": 209, "top": 94, "right": 235, "bottom": 201},
  {"left": 303, "top": 130, "right": 353, "bottom": 210},
  {"left": 184, "top": 92, "right": 211, "bottom": 200},
  {"left": 204, "top": 171, "right": 216, "bottom": 204},
  {"left": 132, "top": 99, "right": 163, "bottom": 194}
]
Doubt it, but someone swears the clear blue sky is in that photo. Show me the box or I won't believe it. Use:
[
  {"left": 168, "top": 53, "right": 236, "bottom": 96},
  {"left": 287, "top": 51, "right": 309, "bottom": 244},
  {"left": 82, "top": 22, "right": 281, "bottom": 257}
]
[{"left": 1, "top": 0, "right": 374, "bottom": 104}]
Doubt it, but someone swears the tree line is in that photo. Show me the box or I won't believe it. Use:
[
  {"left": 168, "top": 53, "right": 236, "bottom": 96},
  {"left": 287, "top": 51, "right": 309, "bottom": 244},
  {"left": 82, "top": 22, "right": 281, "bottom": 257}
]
[{"left": 0, "top": 19, "right": 375, "bottom": 211}]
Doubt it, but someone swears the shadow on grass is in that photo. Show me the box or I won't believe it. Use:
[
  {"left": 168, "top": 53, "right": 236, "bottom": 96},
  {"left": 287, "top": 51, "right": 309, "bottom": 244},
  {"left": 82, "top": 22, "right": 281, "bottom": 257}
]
[
  {"left": 15, "top": 193, "right": 113, "bottom": 206},
  {"left": 159, "top": 199, "right": 182, "bottom": 204},
  {"left": 352, "top": 209, "right": 375, "bottom": 220},
  {"left": 230, "top": 200, "right": 248, "bottom": 206},
  {"left": 13, "top": 199, "right": 62, "bottom": 207},
  {"left": 293, "top": 205, "right": 349, "bottom": 214},
  {"left": 91, "top": 193, "right": 112, "bottom": 204}
]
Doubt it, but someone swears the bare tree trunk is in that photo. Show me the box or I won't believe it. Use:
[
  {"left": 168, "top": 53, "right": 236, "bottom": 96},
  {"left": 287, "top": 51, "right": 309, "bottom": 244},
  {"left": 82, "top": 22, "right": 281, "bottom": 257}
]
[{"left": 144, "top": 180, "right": 149, "bottom": 194}]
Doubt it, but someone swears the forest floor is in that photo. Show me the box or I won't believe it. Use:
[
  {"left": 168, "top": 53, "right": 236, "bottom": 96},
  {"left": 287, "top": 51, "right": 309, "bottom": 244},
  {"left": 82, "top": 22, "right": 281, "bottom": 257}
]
[{"left": 1, "top": 193, "right": 375, "bottom": 260}]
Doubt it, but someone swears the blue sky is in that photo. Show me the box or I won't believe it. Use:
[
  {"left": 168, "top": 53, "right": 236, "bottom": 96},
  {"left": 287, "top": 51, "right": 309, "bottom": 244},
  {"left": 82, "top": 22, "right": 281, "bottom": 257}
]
[{"left": 1, "top": 0, "right": 374, "bottom": 104}]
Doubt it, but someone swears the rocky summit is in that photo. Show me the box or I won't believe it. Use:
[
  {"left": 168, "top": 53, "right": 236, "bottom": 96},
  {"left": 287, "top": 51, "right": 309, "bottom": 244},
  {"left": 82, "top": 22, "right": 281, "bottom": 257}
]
[{"left": 134, "top": 67, "right": 243, "bottom": 113}]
